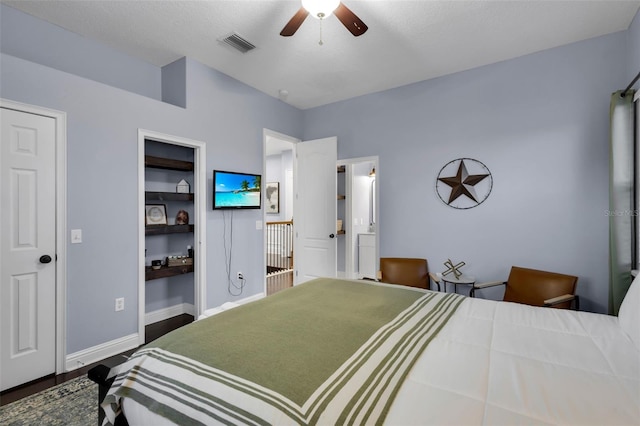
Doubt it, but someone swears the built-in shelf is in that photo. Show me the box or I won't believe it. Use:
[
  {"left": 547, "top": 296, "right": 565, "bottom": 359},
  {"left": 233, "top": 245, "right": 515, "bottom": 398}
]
[
  {"left": 145, "top": 155, "right": 194, "bottom": 171},
  {"left": 146, "top": 264, "right": 194, "bottom": 281},
  {"left": 145, "top": 191, "right": 194, "bottom": 202},
  {"left": 337, "top": 166, "right": 346, "bottom": 199},
  {"left": 145, "top": 224, "right": 194, "bottom": 236}
]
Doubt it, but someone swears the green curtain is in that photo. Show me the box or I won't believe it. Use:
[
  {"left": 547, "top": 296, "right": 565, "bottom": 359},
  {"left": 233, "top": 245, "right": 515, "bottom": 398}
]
[{"left": 609, "top": 90, "right": 636, "bottom": 315}]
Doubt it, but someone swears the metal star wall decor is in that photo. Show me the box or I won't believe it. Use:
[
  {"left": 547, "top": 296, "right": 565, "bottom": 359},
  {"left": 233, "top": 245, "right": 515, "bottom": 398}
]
[
  {"left": 436, "top": 158, "right": 493, "bottom": 209},
  {"left": 443, "top": 259, "right": 466, "bottom": 279}
]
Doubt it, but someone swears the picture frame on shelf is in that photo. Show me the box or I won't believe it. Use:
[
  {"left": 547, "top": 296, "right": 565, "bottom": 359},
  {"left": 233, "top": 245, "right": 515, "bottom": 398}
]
[
  {"left": 265, "top": 182, "right": 279, "bottom": 214},
  {"left": 145, "top": 204, "right": 167, "bottom": 226}
]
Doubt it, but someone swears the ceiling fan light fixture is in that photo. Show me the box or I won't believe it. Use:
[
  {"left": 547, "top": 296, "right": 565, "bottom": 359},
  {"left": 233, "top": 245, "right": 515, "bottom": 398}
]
[{"left": 302, "top": 0, "right": 340, "bottom": 19}]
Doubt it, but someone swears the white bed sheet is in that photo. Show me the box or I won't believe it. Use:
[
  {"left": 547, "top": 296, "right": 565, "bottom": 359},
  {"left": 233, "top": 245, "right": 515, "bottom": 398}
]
[
  {"left": 386, "top": 297, "right": 640, "bottom": 425},
  {"left": 122, "top": 297, "right": 640, "bottom": 425}
]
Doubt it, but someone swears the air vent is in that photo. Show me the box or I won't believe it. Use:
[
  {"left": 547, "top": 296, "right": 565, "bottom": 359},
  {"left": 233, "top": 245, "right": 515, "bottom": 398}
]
[{"left": 220, "top": 32, "right": 256, "bottom": 54}]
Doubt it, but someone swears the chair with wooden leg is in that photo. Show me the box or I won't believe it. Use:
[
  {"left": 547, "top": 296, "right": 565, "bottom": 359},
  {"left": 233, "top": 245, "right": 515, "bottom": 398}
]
[{"left": 472, "top": 266, "right": 579, "bottom": 309}]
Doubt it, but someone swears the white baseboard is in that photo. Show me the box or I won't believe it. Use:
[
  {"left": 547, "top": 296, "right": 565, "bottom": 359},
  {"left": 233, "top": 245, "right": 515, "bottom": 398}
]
[
  {"left": 65, "top": 301, "right": 253, "bottom": 372},
  {"left": 235, "top": 292, "right": 264, "bottom": 305},
  {"left": 145, "top": 303, "right": 195, "bottom": 325},
  {"left": 65, "top": 333, "right": 139, "bottom": 372}
]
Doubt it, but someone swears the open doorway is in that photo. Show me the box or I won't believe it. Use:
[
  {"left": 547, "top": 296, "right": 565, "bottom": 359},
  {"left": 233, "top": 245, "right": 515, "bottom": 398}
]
[
  {"left": 337, "top": 157, "right": 379, "bottom": 280},
  {"left": 137, "top": 129, "right": 207, "bottom": 345},
  {"left": 264, "top": 130, "right": 297, "bottom": 295},
  {"left": 263, "top": 132, "right": 375, "bottom": 292}
]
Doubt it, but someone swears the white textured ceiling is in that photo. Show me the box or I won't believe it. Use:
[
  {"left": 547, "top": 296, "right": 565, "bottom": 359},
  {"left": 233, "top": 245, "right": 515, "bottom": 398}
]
[{"left": 3, "top": 0, "right": 639, "bottom": 109}]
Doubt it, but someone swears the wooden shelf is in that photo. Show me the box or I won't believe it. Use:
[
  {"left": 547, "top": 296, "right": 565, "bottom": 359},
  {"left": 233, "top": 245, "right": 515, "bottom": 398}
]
[
  {"left": 145, "top": 155, "right": 193, "bottom": 171},
  {"left": 145, "top": 224, "right": 194, "bottom": 235},
  {"left": 144, "top": 148, "right": 195, "bottom": 286},
  {"left": 337, "top": 230, "right": 346, "bottom": 235},
  {"left": 337, "top": 194, "right": 345, "bottom": 200},
  {"left": 337, "top": 165, "right": 345, "bottom": 173},
  {"left": 145, "top": 191, "right": 194, "bottom": 202},
  {"left": 146, "top": 264, "right": 194, "bottom": 281}
]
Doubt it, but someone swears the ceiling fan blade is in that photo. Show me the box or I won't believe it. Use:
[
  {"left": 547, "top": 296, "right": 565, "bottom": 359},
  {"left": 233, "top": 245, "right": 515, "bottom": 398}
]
[
  {"left": 280, "top": 7, "right": 309, "bottom": 37},
  {"left": 334, "top": 2, "right": 368, "bottom": 36}
]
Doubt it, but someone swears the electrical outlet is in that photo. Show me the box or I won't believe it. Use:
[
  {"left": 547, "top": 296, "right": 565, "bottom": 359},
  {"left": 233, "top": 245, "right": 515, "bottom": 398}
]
[
  {"left": 115, "top": 297, "right": 124, "bottom": 312},
  {"left": 237, "top": 272, "right": 244, "bottom": 280},
  {"left": 71, "top": 229, "right": 82, "bottom": 244}
]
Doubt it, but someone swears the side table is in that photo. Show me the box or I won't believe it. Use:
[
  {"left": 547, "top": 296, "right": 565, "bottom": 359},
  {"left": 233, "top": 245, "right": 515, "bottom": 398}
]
[{"left": 440, "top": 273, "right": 476, "bottom": 297}]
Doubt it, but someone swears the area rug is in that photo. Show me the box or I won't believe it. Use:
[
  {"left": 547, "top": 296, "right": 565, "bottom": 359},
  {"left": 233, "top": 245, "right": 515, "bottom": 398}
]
[{"left": 0, "top": 375, "right": 98, "bottom": 426}]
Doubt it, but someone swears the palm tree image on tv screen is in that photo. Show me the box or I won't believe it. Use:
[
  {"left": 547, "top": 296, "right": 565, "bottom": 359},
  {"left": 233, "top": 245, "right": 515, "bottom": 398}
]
[{"left": 213, "top": 170, "right": 261, "bottom": 209}]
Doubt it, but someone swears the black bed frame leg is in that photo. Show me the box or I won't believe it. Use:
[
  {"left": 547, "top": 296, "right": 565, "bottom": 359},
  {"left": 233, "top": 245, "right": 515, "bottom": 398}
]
[{"left": 87, "top": 364, "right": 115, "bottom": 425}]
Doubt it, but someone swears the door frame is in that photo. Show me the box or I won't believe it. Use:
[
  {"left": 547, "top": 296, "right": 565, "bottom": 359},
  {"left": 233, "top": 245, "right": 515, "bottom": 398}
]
[
  {"left": 137, "top": 129, "right": 206, "bottom": 345},
  {"left": 1, "top": 98, "right": 68, "bottom": 375},
  {"left": 262, "top": 129, "right": 300, "bottom": 293}
]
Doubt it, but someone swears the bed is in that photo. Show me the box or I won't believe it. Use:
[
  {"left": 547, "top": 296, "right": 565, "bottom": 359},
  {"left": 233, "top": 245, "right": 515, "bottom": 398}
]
[{"left": 99, "top": 276, "right": 640, "bottom": 425}]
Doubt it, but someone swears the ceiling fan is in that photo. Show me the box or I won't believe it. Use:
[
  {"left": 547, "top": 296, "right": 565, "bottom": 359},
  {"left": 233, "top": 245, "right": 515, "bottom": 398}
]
[{"left": 280, "top": 0, "right": 368, "bottom": 38}]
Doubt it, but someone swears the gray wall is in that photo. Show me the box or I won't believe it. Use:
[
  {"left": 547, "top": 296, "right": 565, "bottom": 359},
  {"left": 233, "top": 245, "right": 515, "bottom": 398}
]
[
  {"left": 303, "top": 30, "right": 634, "bottom": 313},
  {"left": 0, "top": 4, "right": 162, "bottom": 100},
  {"left": 629, "top": 9, "right": 640, "bottom": 86},
  {"left": 0, "top": 5, "right": 302, "bottom": 354},
  {"left": 265, "top": 152, "right": 293, "bottom": 222}
]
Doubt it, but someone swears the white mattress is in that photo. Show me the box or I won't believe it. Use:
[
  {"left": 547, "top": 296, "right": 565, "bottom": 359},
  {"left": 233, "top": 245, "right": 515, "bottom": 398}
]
[{"left": 122, "top": 297, "right": 640, "bottom": 425}]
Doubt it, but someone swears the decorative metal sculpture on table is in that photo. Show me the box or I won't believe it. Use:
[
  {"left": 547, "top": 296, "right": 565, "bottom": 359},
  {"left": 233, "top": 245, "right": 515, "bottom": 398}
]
[{"left": 443, "top": 259, "right": 466, "bottom": 279}]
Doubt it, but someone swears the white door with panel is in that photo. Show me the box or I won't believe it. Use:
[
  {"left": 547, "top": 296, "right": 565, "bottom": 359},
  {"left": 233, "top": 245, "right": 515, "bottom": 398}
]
[
  {"left": 294, "top": 137, "right": 338, "bottom": 284},
  {"left": 0, "top": 108, "right": 56, "bottom": 391}
]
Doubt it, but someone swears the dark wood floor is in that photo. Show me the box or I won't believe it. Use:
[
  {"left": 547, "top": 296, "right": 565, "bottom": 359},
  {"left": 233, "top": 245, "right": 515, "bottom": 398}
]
[{"left": 0, "top": 314, "right": 193, "bottom": 406}]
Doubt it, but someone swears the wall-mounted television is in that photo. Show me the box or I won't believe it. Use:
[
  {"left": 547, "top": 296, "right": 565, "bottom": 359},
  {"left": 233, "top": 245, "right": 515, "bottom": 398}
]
[{"left": 213, "top": 170, "right": 262, "bottom": 210}]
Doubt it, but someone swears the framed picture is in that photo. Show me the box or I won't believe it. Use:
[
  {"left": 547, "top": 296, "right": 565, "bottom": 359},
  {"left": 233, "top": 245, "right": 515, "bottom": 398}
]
[
  {"left": 265, "top": 182, "right": 279, "bottom": 214},
  {"left": 145, "top": 204, "right": 167, "bottom": 226}
]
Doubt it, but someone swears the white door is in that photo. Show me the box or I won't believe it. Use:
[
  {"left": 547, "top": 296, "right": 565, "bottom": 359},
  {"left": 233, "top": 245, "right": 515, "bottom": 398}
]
[
  {"left": 0, "top": 108, "right": 57, "bottom": 391},
  {"left": 294, "top": 137, "right": 337, "bottom": 284}
]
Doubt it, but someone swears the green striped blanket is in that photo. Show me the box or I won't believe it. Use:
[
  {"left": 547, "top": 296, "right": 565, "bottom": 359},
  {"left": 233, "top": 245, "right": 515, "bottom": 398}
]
[{"left": 102, "top": 278, "right": 463, "bottom": 425}]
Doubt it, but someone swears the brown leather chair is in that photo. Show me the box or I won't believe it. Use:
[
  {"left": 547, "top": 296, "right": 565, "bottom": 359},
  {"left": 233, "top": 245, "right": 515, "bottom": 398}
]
[
  {"left": 377, "top": 258, "right": 439, "bottom": 291},
  {"left": 473, "top": 266, "right": 579, "bottom": 309}
]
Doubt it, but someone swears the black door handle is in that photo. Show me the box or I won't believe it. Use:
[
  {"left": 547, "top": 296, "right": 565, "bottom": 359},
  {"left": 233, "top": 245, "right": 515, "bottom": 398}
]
[
  {"left": 39, "top": 255, "right": 52, "bottom": 264},
  {"left": 329, "top": 234, "right": 335, "bottom": 239}
]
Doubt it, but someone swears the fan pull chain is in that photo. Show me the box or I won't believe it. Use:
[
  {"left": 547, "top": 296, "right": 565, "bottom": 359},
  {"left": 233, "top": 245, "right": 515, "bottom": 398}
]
[{"left": 319, "top": 17, "right": 324, "bottom": 46}]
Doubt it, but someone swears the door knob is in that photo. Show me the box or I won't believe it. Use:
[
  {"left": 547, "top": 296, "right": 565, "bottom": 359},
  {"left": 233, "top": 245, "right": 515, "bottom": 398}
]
[
  {"left": 39, "top": 255, "right": 52, "bottom": 264},
  {"left": 329, "top": 234, "right": 335, "bottom": 239}
]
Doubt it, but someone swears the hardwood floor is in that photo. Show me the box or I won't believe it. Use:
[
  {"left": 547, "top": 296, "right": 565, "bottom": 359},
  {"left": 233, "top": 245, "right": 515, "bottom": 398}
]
[
  {"left": 145, "top": 313, "right": 193, "bottom": 343},
  {"left": 0, "top": 314, "right": 194, "bottom": 406}
]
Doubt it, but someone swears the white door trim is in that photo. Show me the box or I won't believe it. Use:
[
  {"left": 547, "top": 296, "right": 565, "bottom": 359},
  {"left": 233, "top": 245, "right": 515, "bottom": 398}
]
[
  {"left": 0, "top": 98, "right": 68, "bottom": 374},
  {"left": 137, "top": 129, "right": 207, "bottom": 345}
]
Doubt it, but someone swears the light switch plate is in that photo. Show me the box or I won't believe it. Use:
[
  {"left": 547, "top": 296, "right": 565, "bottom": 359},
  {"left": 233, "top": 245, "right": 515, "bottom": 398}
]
[{"left": 71, "top": 229, "right": 82, "bottom": 244}]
